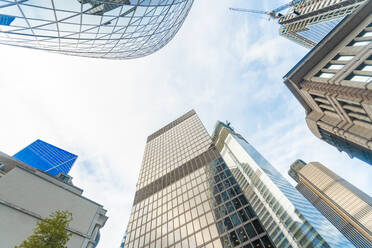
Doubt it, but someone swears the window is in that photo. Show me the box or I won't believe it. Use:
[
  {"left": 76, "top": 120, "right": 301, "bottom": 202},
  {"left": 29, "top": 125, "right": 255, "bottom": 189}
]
[
  {"left": 360, "top": 31, "right": 372, "bottom": 37},
  {"left": 334, "top": 55, "right": 353, "bottom": 61},
  {"left": 346, "top": 74, "right": 372, "bottom": 83},
  {"left": 349, "top": 40, "right": 370, "bottom": 47},
  {"left": 326, "top": 64, "right": 344, "bottom": 70},
  {"left": 316, "top": 72, "right": 335, "bottom": 79},
  {"left": 244, "top": 223, "right": 257, "bottom": 238},
  {"left": 229, "top": 231, "right": 240, "bottom": 246},
  {"left": 357, "top": 64, "right": 372, "bottom": 72},
  {"left": 236, "top": 227, "right": 249, "bottom": 243}
]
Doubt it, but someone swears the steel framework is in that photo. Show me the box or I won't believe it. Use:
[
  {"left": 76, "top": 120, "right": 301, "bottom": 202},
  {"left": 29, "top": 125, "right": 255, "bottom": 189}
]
[{"left": 0, "top": 0, "right": 194, "bottom": 59}]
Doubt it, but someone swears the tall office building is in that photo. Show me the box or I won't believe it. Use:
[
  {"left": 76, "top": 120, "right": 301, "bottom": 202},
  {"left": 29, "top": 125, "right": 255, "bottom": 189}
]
[
  {"left": 13, "top": 139, "right": 77, "bottom": 176},
  {"left": 123, "top": 110, "right": 275, "bottom": 248},
  {"left": 279, "top": 0, "right": 366, "bottom": 48},
  {"left": 212, "top": 121, "right": 354, "bottom": 247},
  {"left": 0, "top": 0, "right": 194, "bottom": 59},
  {"left": 289, "top": 160, "right": 372, "bottom": 248},
  {"left": 284, "top": 1, "right": 372, "bottom": 165}
]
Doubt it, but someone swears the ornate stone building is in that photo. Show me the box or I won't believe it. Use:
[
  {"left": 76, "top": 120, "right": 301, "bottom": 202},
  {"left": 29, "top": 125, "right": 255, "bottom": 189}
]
[{"left": 284, "top": 1, "right": 372, "bottom": 164}]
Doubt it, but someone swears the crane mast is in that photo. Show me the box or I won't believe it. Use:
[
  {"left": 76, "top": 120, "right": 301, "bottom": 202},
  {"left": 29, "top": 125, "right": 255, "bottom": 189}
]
[{"left": 230, "top": 0, "right": 305, "bottom": 19}]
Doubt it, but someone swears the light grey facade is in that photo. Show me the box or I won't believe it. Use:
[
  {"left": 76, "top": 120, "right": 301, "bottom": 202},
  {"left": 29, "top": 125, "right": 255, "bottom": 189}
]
[
  {"left": 289, "top": 160, "right": 372, "bottom": 247},
  {"left": 0, "top": 151, "right": 108, "bottom": 248},
  {"left": 212, "top": 121, "right": 354, "bottom": 248},
  {"left": 122, "top": 110, "right": 275, "bottom": 248},
  {"left": 284, "top": 1, "right": 372, "bottom": 165}
]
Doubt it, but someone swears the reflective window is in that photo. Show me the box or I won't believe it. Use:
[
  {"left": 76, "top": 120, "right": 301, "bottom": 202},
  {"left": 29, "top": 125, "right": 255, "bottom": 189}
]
[
  {"left": 349, "top": 40, "right": 370, "bottom": 47},
  {"left": 317, "top": 72, "right": 335, "bottom": 79},
  {"left": 347, "top": 74, "right": 372, "bottom": 83},
  {"left": 334, "top": 55, "right": 353, "bottom": 61},
  {"left": 326, "top": 64, "right": 344, "bottom": 70}
]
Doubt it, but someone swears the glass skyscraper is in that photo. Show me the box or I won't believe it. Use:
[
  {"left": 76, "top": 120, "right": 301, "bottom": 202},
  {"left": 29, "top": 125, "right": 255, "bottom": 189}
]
[
  {"left": 13, "top": 139, "right": 77, "bottom": 176},
  {"left": 278, "top": 0, "right": 366, "bottom": 48},
  {"left": 289, "top": 160, "right": 372, "bottom": 247},
  {"left": 212, "top": 121, "right": 354, "bottom": 247},
  {"left": 0, "top": 0, "right": 194, "bottom": 59},
  {"left": 122, "top": 110, "right": 275, "bottom": 248}
]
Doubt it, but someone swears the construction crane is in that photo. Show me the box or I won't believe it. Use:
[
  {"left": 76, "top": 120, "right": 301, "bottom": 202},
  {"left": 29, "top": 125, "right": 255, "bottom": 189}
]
[{"left": 230, "top": 0, "right": 303, "bottom": 19}]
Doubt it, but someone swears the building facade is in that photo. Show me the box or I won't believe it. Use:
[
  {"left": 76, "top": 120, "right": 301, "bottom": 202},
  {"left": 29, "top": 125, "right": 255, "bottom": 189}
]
[
  {"left": 0, "top": 0, "right": 194, "bottom": 59},
  {"left": 122, "top": 110, "right": 275, "bottom": 248},
  {"left": 289, "top": 160, "right": 372, "bottom": 248},
  {"left": 13, "top": 139, "right": 77, "bottom": 176},
  {"left": 284, "top": 1, "right": 372, "bottom": 164},
  {"left": 212, "top": 121, "right": 354, "bottom": 248},
  {"left": 279, "top": 0, "right": 366, "bottom": 48},
  {"left": 0, "top": 151, "right": 108, "bottom": 248}
]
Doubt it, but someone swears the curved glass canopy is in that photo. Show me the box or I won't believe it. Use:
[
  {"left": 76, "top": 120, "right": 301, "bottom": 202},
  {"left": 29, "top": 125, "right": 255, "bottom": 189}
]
[{"left": 0, "top": 0, "right": 193, "bottom": 59}]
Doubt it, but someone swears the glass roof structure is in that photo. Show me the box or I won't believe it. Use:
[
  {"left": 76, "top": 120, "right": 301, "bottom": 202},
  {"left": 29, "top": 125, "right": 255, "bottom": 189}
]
[{"left": 0, "top": 0, "right": 194, "bottom": 59}]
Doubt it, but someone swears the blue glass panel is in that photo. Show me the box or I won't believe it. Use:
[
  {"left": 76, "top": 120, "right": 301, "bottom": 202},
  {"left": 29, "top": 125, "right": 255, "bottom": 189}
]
[{"left": 13, "top": 139, "right": 77, "bottom": 176}]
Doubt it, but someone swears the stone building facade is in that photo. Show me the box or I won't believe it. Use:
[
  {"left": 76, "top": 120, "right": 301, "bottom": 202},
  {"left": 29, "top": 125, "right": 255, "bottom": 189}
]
[
  {"left": 284, "top": 1, "right": 372, "bottom": 164},
  {"left": 0, "top": 151, "right": 108, "bottom": 248}
]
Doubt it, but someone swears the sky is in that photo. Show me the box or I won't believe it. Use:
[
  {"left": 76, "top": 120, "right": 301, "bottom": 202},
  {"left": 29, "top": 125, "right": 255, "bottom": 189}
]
[{"left": 0, "top": 0, "right": 371, "bottom": 247}]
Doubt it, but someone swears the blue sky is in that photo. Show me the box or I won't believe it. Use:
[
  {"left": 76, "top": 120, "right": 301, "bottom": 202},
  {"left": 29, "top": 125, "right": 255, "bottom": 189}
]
[{"left": 0, "top": 1, "right": 371, "bottom": 247}]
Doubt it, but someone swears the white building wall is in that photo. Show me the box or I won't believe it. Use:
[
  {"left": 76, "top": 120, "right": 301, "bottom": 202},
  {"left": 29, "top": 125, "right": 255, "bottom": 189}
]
[{"left": 0, "top": 166, "right": 106, "bottom": 248}]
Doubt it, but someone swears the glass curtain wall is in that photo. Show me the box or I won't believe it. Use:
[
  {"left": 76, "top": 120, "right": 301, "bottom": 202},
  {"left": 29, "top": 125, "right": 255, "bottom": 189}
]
[
  {"left": 212, "top": 121, "right": 354, "bottom": 248},
  {"left": 0, "top": 0, "right": 194, "bottom": 59}
]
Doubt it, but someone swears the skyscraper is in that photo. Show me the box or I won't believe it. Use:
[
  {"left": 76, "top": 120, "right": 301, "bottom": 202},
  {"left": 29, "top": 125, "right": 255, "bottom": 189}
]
[
  {"left": 279, "top": 0, "right": 366, "bottom": 48},
  {"left": 13, "top": 139, "right": 77, "bottom": 176},
  {"left": 123, "top": 110, "right": 275, "bottom": 248},
  {"left": 283, "top": 0, "right": 372, "bottom": 164},
  {"left": 289, "top": 160, "right": 372, "bottom": 248},
  {"left": 212, "top": 121, "right": 354, "bottom": 247},
  {"left": 0, "top": 0, "right": 194, "bottom": 59}
]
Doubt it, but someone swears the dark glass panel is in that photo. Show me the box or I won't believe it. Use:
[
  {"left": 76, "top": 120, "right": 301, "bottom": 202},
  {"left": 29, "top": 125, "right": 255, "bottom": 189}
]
[
  {"left": 226, "top": 201, "right": 235, "bottom": 213},
  {"left": 238, "top": 209, "right": 248, "bottom": 222},
  {"left": 253, "top": 220, "right": 265, "bottom": 234},
  {"left": 236, "top": 227, "right": 249, "bottom": 243},
  {"left": 238, "top": 195, "right": 248, "bottom": 205},
  {"left": 227, "top": 188, "right": 236, "bottom": 198},
  {"left": 222, "top": 191, "right": 229, "bottom": 201},
  {"left": 252, "top": 239, "right": 263, "bottom": 247},
  {"left": 229, "top": 231, "right": 240, "bottom": 247},
  {"left": 233, "top": 185, "right": 242, "bottom": 195},
  {"left": 232, "top": 197, "right": 242, "bottom": 209},
  {"left": 224, "top": 216, "right": 234, "bottom": 231},
  {"left": 245, "top": 206, "right": 256, "bottom": 218},
  {"left": 244, "top": 223, "right": 257, "bottom": 238},
  {"left": 261, "top": 236, "right": 275, "bottom": 248},
  {"left": 231, "top": 213, "right": 242, "bottom": 226}
]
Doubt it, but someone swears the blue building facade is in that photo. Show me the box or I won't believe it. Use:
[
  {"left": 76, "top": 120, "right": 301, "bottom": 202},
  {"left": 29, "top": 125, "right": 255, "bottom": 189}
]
[
  {"left": 13, "top": 139, "right": 77, "bottom": 176},
  {"left": 212, "top": 121, "right": 354, "bottom": 247}
]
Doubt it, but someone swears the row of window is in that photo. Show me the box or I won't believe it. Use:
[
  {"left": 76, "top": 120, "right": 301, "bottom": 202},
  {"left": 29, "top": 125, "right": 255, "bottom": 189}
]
[
  {"left": 204, "top": 160, "right": 274, "bottom": 248},
  {"left": 234, "top": 161, "right": 330, "bottom": 248},
  {"left": 139, "top": 116, "right": 209, "bottom": 188},
  {"left": 315, "top": 24, "right": 372, "bottom": 81},
  {"left": 126, "top": 167, "right": 221, "bottom": 247}
]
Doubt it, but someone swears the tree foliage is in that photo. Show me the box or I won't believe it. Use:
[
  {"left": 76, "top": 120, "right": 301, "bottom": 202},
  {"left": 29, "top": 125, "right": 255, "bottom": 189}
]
[{"left": 15, "top": 210, "right": 73, "bottom": 248}]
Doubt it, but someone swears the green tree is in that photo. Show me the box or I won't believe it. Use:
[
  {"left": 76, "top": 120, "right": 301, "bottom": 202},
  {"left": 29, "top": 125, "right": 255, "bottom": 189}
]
[{"left": 15, "top": 210, "right": 73, "bottom": 248}]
